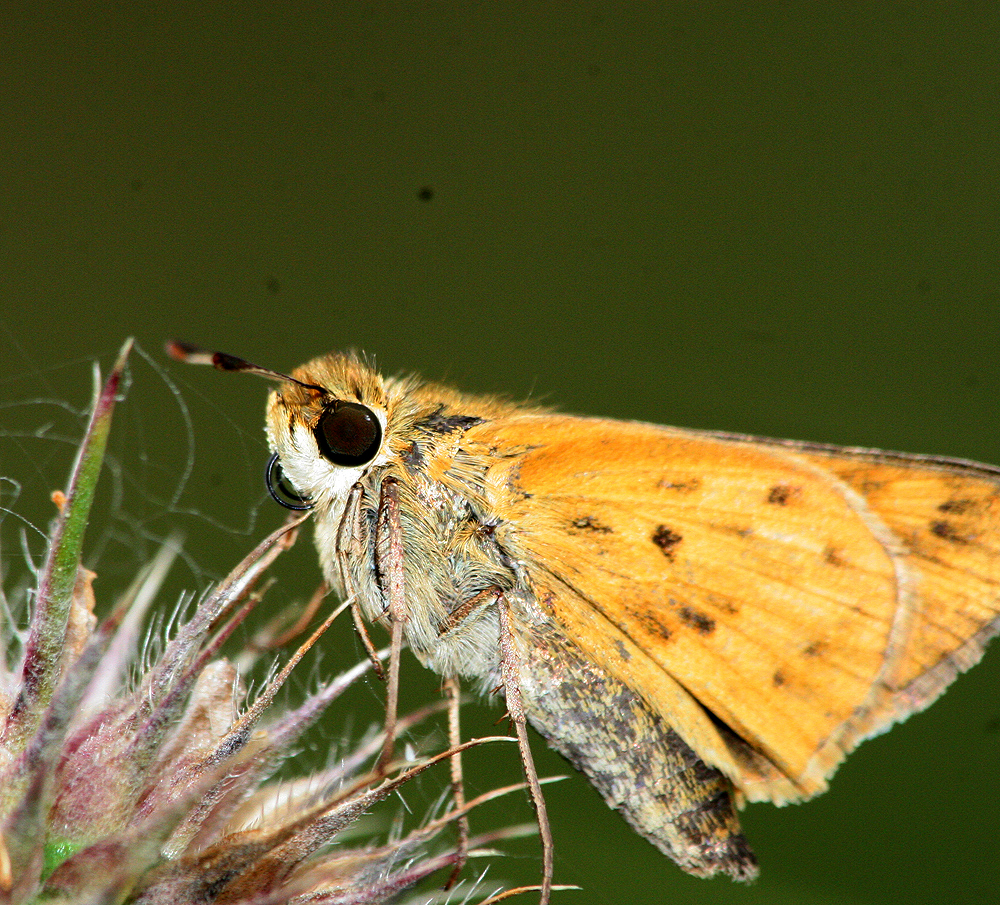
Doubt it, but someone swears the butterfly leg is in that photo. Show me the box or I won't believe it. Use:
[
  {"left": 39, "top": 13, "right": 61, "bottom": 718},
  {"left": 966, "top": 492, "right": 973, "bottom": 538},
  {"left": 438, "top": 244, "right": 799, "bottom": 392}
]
[
  {"left": 374, "top": 477, "right": 408, "bottom": 774},
  {"left": 498, "top": 597, "right": 554, "bottom": 905},
  {"left": 443, "top": 674, "right": 470, "bottom": 888},
  {"left": 336, "top": 482, "right": 386, "bottom": 681},
  {"left": 336, "top": 479, "right": 401, "bottom": 777}
]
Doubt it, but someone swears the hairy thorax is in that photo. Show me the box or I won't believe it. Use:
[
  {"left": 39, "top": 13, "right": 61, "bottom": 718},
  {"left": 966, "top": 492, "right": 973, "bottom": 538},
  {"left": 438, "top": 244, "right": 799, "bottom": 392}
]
[{"left": 318, "top": 431, "right": 543, "bottom": 690}]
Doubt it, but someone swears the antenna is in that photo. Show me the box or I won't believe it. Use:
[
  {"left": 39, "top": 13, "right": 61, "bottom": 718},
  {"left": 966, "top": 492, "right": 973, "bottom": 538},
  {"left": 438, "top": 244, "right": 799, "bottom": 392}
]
[{"left": 166, "top": 341, "right": 327, "bottom": 394}]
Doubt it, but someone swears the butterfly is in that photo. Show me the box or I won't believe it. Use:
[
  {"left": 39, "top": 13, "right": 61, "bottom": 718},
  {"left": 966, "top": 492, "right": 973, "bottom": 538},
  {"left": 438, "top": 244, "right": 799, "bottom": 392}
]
[{"left": 170, "top": 341, "right": 1000, "bottom": 901}]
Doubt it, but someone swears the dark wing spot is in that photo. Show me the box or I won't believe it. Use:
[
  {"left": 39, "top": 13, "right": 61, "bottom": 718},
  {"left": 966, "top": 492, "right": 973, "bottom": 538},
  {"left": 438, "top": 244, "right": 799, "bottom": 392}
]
[
  {"left": 706, "top": 591, "right": 739, "bottom": 615},
  {"left": 803, "top": 640, "right": 826, "bottom": 658},
  {"left": 656, "top": 477, "right": 702, "bottom": 493},
  {"left": 678, "top": 606, "right": 715, "bottom": 635},
  {"left": 652, "top": 525, "right": 683, "bottom": 560},
  {"left": 571, "top": 515, "right": 613, "bottom": 534},
  {"left": 625, "top": 607, "right": 673, "bottom": 642},
  {"left": 772, "top": 670, "right": 786, "bottom": 687},
  {"left": 938, "top": 498, "right": 975, "bottom": 514},
  {"left": 614, "top": 639, "right": 631, "bottom": 662},
  {"left": 930, "top": 520, "right": 968, "bottom": 543},
  {"left": 823, "top": 545, "right": 847, "bottom": 567},
  {"left": 767, "top": 484, "right": 799, "bottom": 505}
]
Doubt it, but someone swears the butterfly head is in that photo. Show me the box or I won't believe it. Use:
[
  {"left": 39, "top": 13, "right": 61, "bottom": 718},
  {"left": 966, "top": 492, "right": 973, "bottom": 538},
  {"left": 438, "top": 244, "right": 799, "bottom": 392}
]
[
  {"left": 167, "top": 341, "right": 393, "bottom": 515},
  {"left": 265, "top": 351, "right": 391, "bottom": 512}
]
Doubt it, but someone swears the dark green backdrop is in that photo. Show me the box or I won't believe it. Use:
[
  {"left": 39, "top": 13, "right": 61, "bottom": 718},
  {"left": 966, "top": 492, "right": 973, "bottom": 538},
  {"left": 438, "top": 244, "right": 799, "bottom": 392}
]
[{"left": 2, "top": 5, "right": 998, "bottom": 903}]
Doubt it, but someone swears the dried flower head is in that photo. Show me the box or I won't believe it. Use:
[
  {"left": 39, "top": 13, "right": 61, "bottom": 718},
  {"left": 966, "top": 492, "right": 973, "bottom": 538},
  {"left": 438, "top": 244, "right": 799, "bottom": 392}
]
[{"left": 0, "top": 341, "right": 521, "bottom": 905}]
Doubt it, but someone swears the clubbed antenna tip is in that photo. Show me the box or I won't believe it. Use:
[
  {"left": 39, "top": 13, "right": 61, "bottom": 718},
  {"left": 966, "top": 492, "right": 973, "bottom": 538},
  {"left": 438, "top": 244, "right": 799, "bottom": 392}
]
[{"left": 165, "top": 341, "right": 326, "bottom": 393}]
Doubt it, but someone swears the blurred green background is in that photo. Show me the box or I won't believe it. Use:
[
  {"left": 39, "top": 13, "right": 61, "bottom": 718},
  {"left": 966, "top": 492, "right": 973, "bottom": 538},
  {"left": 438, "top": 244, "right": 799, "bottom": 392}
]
[{"left": 2, "top": 4, "right": 998, "bottom": 903}]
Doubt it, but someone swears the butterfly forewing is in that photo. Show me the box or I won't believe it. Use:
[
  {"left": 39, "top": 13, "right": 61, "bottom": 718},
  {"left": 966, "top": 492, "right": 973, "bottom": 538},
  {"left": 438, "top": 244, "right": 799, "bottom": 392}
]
[{"left": 469, "top": 415, "right": 1000, "bottom": 801}]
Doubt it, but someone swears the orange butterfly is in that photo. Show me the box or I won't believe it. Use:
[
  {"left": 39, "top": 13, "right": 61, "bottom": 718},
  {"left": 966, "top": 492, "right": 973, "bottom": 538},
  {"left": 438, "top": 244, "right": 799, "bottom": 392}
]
[{"left": 171, "top": 342, "right": 1000, "bottom": 901}]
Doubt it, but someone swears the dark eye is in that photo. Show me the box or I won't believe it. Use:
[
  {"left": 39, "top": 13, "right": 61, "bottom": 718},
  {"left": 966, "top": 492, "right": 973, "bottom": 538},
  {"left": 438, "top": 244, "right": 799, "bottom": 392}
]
[
  {"left": 315, "top": 402, "right": 382, "bottom": 467},
  {"left": 265, "top": 453, "right": 312, "bottom": 510}
]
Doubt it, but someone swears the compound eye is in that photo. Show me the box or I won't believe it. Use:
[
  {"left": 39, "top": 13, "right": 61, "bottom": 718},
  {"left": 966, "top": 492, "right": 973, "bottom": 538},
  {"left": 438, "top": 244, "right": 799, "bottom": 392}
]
[
  {"left": 315, "top": 402, "right": 382, "bottom": 467},
  {"left": 265, "top": 454, "right": 312, "bottom": 510}
]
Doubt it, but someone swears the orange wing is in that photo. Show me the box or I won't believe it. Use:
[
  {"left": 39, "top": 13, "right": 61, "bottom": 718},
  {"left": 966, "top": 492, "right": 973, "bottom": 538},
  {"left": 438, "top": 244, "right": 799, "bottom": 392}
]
[{"left": 469, "top": 415, "right": 1000, "bottom": 803}]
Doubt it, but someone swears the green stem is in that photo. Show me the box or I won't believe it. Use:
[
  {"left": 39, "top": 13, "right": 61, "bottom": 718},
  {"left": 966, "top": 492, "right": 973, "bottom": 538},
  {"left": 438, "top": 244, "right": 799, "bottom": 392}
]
[{"left": 1, "top": 339, "right": 132, "bottom": 753}]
